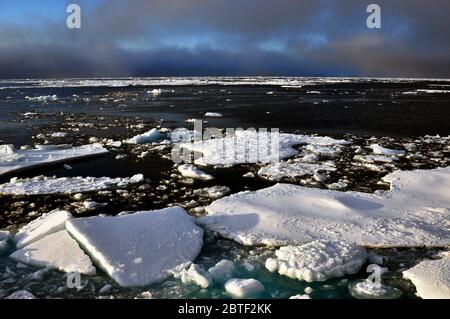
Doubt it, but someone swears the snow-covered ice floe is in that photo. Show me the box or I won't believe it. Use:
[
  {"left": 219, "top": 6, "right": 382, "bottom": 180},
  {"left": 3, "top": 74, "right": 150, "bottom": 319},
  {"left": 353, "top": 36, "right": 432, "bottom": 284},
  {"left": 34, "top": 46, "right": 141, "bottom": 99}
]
[
  {"left": 403, "top": 256, "right": 450, "bottom": 299},
  {"left": 265, "top": 241, "right": 367, "bottom": 282},
  {"left": 178, "top": 164, "right": 213, "bottom": 181},
  {"left": 123, "top": 128, "right": 162, "bottom": 144},
  {"left": 199, "top": 167, "right": 450, "bottom": 247},
  {"left": 0, "top": 143, "right": 108, "bottom": 177},
  {"left": 10, "top": 230, "right": 96, "bottom": 275},
  {"left": 0, "top": 174, "right": 144, "bottom": 195},
  {"left": 14, "top": 209, "right": 72, "bottom": 249},
  {"left": 66, "top": 207, "right": 204, "bottom": 287},
  {"left": 180, "top": 131, "right": 350, "bottom": 166},
  {"left": 224, "top": 278, "right": 265, "bottom": 298}
]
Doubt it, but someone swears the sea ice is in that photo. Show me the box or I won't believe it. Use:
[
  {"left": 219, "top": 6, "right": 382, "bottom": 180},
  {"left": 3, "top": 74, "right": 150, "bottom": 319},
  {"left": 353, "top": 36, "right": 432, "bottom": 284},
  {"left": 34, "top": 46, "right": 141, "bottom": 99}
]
[
  {"left": 25, "top": 95, "right": 58, "bottom": 102},
  {"left": 289, "top": 294, "right": 311, "bottom": 299},
  {"left": 224, "top": 278, "right": 265, "bottom": 298},
  {"left": 369, "top": 144, "right": 405, "bottom": 156},
  {"left": 208, "top": 259, "right": 235, "bottom": 282},
  {"left": 0, "top": 143, "right": 108, "bottom": 177},
  {"left": 123, "top": 128, "right": 161, "bottom": 144},
  {"left": 265, "top": 241, "right": 367, "bottom": 282},
  {"left": 180, "top": 130, "right": 350, "bottom": 166},
  {"left": 10, "top": 230, "right": 96, "bottom": 275},
  {"left": 15, "top": 210, "right": 72, "bottom": 249},
  {"left": 5, "top": 290, "right": 36, "bottom": 299},
  {"left": 348, "top": 280, "right": 402, "bottom": 299},
  {"left": 403, "top": 257, "right": 450, "bottom": 299},
  {"left": 178, "top": 164, "right": 214, "bottom": 181},
  {"left": 199, "top": 167, "right": 450, "bottom": 247},
  {"left": 178, "top": 264, "right": 212, "bottom": 288},
  {"left": 66, "top": 207, "right": 204, "bottom": 287},
  {"left": 204, "top": 112, "right": 223, "bottom": 117},
  {"left": 258, "top": 161, "right": 336, "bottom": 181},
  {"left": 193, "top": 186, "right": 230, "bottom": 199},
  {"left": 0, "top": 174, "right": 144, "bottom": 195}
]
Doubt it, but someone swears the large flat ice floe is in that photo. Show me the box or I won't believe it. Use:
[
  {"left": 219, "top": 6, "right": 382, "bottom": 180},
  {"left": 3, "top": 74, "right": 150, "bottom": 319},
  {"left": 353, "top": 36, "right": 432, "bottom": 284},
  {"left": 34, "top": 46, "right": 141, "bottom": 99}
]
[
  {"left": 265, "top": 241, "right": 367, "bottom": 282},
  {"left": 10, "top": 230, "right": 96, "bottom": 275},
  {"left": 0, "top": 174, "right": 144, "bottom": 195},
  {"left": 66, "top": 207, "right": 204, "bottom": 287},
  {"left": 403, "top": 256, "right": 450, "bottom": 299},
  {"left": 180, "top": 131, "right": 350, "bottom": 166},
  {"left": 199, "top": 167, "right": 450, "bottom": 247},
  {"left": 0, "top": 144, "right": 108, "bottom": 177}
]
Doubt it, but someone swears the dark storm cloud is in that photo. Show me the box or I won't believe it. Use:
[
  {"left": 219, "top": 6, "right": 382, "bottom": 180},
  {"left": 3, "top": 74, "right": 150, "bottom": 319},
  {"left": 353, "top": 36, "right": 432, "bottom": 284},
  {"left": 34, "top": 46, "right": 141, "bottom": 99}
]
[{"left": 0, "top": 0, "right": 449, "bottom": 78}]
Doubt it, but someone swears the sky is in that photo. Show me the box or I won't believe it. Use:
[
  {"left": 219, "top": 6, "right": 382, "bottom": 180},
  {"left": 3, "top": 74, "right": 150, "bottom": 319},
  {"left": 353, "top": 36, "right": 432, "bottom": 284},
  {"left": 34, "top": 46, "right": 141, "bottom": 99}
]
[{"left": 0, "top": 0, "right": 449, "bottom": 79}]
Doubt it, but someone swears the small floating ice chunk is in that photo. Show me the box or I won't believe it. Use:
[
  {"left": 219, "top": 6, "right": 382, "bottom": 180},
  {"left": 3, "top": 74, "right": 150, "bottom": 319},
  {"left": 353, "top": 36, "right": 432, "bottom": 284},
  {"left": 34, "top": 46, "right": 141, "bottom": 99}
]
[
  {"left": 50, "top": 132, "right": 68, "bottom": 138},
  {"left": 5, "top": 290, "right": 36, "bottom": 299},
  {"left": 208, "top": 259, "right": 235, "bottom": 282},
  {"left": 369, "top": 144, "right": 405, "bottom": 156},
  {"left": 15, "top": 210, "right": 72, "bottom": 249},
  {"left": 66, "top": 207, "right": 204, "bottom": 287},
  {"left": 289, "top": 294, "right": 311, "bottom": 299},
  {"left": 10, "top": 230, "right": 96, "bottom": 275},
  {"left": 225, "top": 278, "right": 265, "bottom": 298},
  {"left": 147, "top": 89, "right": 162, "bottom": 95},
  {"left": 349, "top": 280, "right": 402, "bottom": 299},
  {"left": 178, "top": 164, "right": 213, "bottom": 181},
  {"left": 0, "top": 143, "right": 108, "bottom": 177},
  {"left": 123, "top": 128, "right": 161, "bottom": 144},
  {"left": 403, "top": 257, "right": 450, "bottom": 299},
  {"left": 178, "top": 264, "right": 212, "bottom": 288},
  {"left": 0, "top": 174, "right": 144, "bottom": 195},
  {"left": 204, "top": 112, "right": 223, "bottom": 118},
  {"left": 26, "top": 95, "right": 58, "bottom": 102},
  {"left": 265, "top": 241, "right": 367, "bottom": 282}
]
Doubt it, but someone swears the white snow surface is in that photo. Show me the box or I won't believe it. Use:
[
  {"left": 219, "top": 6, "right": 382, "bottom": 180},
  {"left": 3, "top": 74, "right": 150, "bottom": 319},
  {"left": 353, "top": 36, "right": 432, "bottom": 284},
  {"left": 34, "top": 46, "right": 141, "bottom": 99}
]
[
  {"left": 0, "top": 174, "right": 144, "bottom": 195},
  {"left": 224, "top": 278, "right": 265, "bottom": 298},
  {"left": 10, "top": 230, "right": 96, "bottom": 275},
  {"left": 403, "top": 257, "right": 450, "bottom": 299},
  {"left": 180, "top": 130, "right": 350, "bottom": 166},
  {"left": 199, "top": 167, "right": 450, "bottom": 247},
  {"left": 123, "top": 128, "right": 161, "bottom": 144},
  {"left": 14, "top": 210, "right": 72, "bottom": 249},
  {"left": 178, "top": 164, "right": 213, "bottom": 181},
  {"left": 0, "top": 143, "right": 108, "bottom": 177},
  {"left": 265, "top": 241, "right": 367, "bottom": 282},
  {"left": 65, "top": 207, "right": 204, "bottom": 287}
]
